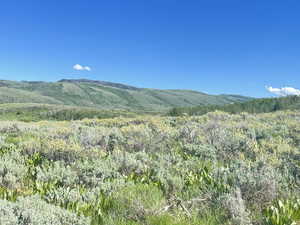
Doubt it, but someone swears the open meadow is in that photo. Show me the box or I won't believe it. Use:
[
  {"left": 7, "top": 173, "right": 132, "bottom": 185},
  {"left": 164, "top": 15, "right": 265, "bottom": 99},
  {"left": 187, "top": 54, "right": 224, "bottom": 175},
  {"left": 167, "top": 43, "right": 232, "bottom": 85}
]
[{"left": 0, "top": 110, "right": 299, "bottom": 225}]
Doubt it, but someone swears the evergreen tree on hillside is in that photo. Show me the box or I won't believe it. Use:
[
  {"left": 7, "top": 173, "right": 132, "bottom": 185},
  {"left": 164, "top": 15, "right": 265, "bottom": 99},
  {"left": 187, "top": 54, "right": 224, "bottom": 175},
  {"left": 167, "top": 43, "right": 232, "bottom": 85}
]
[{"left": 168, "top": 95, "right": 300, "bottom": 116}]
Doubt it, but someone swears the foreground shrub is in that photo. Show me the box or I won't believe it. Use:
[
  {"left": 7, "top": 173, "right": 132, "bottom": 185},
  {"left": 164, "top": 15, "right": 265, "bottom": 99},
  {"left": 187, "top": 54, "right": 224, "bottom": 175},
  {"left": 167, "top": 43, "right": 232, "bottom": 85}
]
[
  {"left": 0, "top": 151, "right": 27, "bottom": 189},
  {"left": 0, "top": 195, "right": 90, "bottom": 225},
  {"left": 223, "top": 188, "right": 252, "bottom": 225},
  {"left": 214, "top": 161, "right": 279, "bottom": 208}
]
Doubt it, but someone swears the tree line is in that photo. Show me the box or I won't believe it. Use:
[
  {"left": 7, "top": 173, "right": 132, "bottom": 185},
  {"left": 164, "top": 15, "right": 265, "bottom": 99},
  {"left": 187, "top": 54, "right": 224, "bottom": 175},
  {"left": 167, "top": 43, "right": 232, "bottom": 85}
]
[{"left": 167, "top": 95, "right": 300, "bottom": 116}]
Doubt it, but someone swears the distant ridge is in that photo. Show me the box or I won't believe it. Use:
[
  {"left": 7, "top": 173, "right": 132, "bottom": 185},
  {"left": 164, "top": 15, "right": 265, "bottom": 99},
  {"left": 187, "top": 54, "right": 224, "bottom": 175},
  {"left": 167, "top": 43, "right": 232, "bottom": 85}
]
[
  {"left": 58, "top": 79, "right": 140, "bottom": 90},
  {"left": 0, "top": 79, "right": 252, "bottom": 111}
]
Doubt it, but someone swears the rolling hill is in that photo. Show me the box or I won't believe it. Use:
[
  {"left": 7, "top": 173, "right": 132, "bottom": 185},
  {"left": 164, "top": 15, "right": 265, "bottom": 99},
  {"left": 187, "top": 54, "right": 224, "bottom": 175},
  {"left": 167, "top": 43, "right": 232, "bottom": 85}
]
[{"left": 0, "top": 79, "right": 251, "bottom": 111}]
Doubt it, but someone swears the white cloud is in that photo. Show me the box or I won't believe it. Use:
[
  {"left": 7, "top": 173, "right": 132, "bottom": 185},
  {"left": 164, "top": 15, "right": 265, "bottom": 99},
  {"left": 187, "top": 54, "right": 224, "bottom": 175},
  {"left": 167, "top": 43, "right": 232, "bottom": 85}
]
[
  {"left": 84, "top": 66, "right": 91, "bottom": 71},
  {"left": 73, "top": 64, "right": 91, "bottom": 71},
  {"left": 266, "top": 86, "right": 300, "bottom": 96}
]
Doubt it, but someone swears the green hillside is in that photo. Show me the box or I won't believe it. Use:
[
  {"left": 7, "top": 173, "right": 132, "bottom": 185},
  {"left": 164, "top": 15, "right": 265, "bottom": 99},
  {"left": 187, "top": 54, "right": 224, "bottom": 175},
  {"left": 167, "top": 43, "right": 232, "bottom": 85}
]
[{"left": 0, "top": 79, "right": 251, "bottom": 111}]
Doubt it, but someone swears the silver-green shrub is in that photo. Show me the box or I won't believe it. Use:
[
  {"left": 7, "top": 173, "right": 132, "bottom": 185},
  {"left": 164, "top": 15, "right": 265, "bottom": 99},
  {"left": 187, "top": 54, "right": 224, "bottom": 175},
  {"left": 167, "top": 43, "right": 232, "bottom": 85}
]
[
  {"left": 36, "top": 161, "right": 78, "bottom": 187},
  {"left": 223, "top": 188, "right": 252, "bottom": 225},
  {"left": 0, "top": 151, "right": 26, "bottom": 189},
  {"left": 0, "top": 196, "right": 90, "bottom": 225}
]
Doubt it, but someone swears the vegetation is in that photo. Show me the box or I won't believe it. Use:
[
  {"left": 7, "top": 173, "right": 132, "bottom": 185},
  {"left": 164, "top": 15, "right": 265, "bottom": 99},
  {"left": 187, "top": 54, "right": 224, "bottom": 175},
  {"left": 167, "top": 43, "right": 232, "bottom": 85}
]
[
  {"left": 0, "top": 79, "right": 251, "bottom": 111},
  {"left": 0, "top": 110, "right": 299, "bottom": 224},
  {"left": 0, "top": 103, "right": 140, "bottom": 122},
  {"left": 168, "top": 95, "right": 300, "bottom": 116}
]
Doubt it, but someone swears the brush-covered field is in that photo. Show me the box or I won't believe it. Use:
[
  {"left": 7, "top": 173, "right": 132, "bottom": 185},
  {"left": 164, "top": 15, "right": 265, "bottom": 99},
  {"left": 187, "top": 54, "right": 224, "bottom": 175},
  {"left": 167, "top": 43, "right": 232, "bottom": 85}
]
[{"left": 0, "top": 111, "right": 299, "bottom": 225}]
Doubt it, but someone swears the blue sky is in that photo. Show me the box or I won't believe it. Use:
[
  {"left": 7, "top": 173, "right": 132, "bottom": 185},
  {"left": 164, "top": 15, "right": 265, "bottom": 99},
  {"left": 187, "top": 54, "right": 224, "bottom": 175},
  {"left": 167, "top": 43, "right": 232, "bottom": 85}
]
[{"left": 0, "top": 0, "right": 300, "bottom": 97}]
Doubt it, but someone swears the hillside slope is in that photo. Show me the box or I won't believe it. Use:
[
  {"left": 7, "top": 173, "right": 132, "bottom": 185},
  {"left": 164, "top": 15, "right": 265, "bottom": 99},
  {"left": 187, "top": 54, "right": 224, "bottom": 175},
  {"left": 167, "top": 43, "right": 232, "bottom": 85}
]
[{"left": 0, "top": 79, "right": 251, "bottom": 111}]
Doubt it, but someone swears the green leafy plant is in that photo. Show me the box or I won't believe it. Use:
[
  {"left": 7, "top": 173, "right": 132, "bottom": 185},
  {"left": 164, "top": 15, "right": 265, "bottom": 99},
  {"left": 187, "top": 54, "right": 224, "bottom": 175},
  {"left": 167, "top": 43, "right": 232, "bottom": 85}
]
[{"left": 264, "top": 199, "right": 300, "bottom": 225}]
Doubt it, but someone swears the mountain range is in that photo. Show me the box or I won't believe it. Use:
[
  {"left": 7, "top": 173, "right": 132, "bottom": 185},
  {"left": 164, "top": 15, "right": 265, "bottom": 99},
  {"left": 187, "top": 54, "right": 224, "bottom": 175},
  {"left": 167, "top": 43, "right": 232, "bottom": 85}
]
[{"left": 0, "top": 79, "right": 251, "bottom": 111}]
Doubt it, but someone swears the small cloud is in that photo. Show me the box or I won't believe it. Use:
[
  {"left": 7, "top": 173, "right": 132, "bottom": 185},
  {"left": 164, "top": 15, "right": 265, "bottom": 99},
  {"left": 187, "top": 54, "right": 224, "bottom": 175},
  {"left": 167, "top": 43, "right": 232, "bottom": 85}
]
[
  {"left": 73, "top": 64, "right": 91, "bottom": 71},
  {"left": 84, "top": 66, "right": 91, "bottom": 71},
  {"left": 266, "top": 86, "right": 300, "bottom": 96}
]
